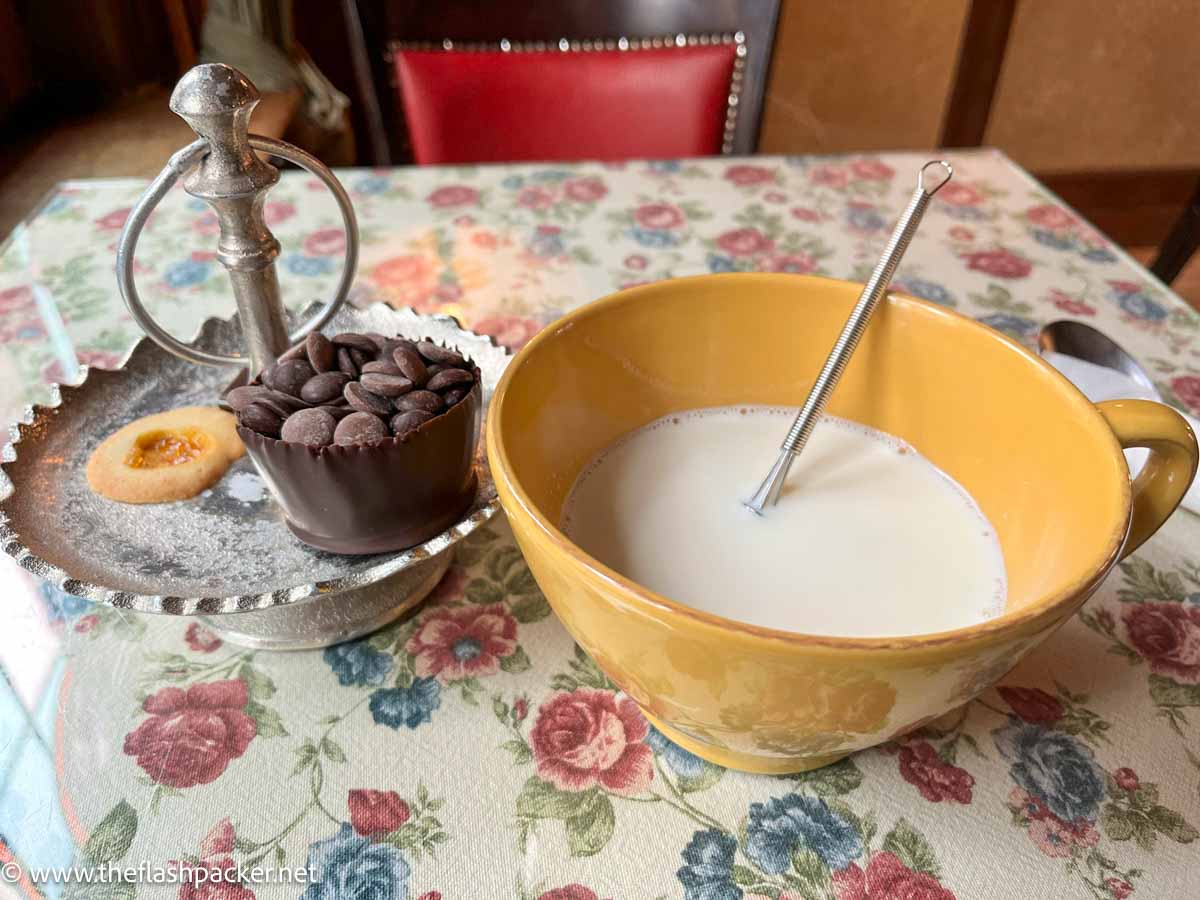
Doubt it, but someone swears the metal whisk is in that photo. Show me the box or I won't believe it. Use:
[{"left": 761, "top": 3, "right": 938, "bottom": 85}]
[{"left": 744, "top": 159, "right": 953, "bottom": 514}]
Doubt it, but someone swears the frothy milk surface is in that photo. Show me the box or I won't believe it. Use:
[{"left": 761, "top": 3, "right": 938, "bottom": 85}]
[{"left": 561, "top": 406, "right": 1006, "bottom": 637}]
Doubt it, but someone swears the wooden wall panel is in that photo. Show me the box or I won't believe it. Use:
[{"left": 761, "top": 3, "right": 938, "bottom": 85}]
[
  {"left": 758, "top": 0, "right": 969, "bottom": 154},
  {"left": 985, "top": 0, "right": 1200, "bottom": 172}
]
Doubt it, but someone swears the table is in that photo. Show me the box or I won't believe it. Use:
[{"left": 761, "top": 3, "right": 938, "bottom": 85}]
[{"left": 2, "top": 151, "right": 1199, "bottom": 900}]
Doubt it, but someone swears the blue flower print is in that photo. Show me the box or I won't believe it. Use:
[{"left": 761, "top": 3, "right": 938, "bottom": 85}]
[
  {"left": 707, "top": 254, "right": 737, "bottom": 273},
  {"left": 354, "top": 175, "right": 390, "bottom": 195},
  {"left": 941, "top": 204, "right": 988, "bottom": 221},
  {"left": 528, "top": 230, "right": 565, "bottom": 258},
  {"left": 745, "top": 793, "right": 862, "bottom": 874},
  {"left": 978, "top": 313, "right": 1038, "bottom": 340},
  {"left": 630, "top": 227, "right": 680, "bottom": 248},
  {"left": 676, "top": 829, "right": 741, "bottom": 900},
  {"left": 164, "top": 259, "right": 210, "bottom": 288},
  {"left": 1032, "top": 228, "right": 1074, "bottom": 250},
  {"left": 43, "top": 195, "right": 72, "bottom": 215},
  {"left": 994, "top": 722, "right": 1105, "bottom": 823},
  {"left": 1113, "top": 289, "right": 1168, "bottom": 322},
  {"left": 369, "top": 678, "right": 440, "bottom": 729},
  {"left": 501, "top": 174, "right": 525, "bottom": 190},
  {"left": 893, "top": 277, "right": 955, "bottom": 306},
  {"left": 647, "top": 725, "right": 709, "bottom": 781},
  {"left": 186, "top": 197, "right": 208, "bottom": 212},
  {"left": 532, "top": 169, "right": 573, "bottom": 182},
  {"left": 1081, "top": 246, "right": 1116, "bottom": 263},
  {"left": 648, "top": 159, "right": 683, "bottom": 173},
  {"left": 845, "top": 204, "right": 887, "bottom": 232},
  {"left": 324, "top": 641, "right": 393, "bottom": 687},
  {"left": 301, "top": 823, "right": 409, "bottom": 900},
  {"left": 284, "top": 254, "right": 336, "bottom": 276}
]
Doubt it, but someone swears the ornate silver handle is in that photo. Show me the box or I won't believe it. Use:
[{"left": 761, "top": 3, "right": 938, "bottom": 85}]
[{"left": 115, "top": 65, "right": 359, "bottom": 372}]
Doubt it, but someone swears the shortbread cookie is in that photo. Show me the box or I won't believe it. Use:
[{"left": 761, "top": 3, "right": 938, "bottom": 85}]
[{"left": 86, "top": 407, "right": 244, "bottom": 504}]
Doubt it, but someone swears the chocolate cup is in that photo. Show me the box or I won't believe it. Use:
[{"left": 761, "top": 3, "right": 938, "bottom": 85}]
[{"left": 240, "top": 380, "right": 481, "bottom": 554}]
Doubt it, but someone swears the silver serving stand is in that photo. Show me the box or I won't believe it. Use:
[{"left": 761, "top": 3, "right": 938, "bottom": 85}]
[{"left": 0, "top": 65, "right": 508, "bottom": 650}]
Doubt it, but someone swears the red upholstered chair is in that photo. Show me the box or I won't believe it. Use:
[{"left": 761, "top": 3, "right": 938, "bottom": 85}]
[{"left": 343, "top": 1, "right": 781, "bottom": 164}]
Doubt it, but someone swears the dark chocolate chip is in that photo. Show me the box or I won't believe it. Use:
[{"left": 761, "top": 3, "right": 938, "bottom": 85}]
[
  {"left": 280, "top": 407, "right": 337, "bottom": 447},
  {"left": 325, "top": 405, "right": 355, "bottom": 420},
  {"left": 300, "top": 371, "right": 351, "bottom": 404},
  {"left": 425, "top": 363, "right": 445, "bottom": 378},
  {"left": 391, "top": 346, "right": 429, "bottom": 386},
  {"left": 277, "top": 341, "right": 308, "bottom": 363},
  {"left": 390, "top": 409, "right": 435, "bottom": 436},
  {"left": 240, "top": 402, "right": 283, "bottom": 438},
  {"left": 426, "top": 367, "right": 474, "bottom": 391},
  {"left": 344, "top": 381, "right": 394, "bottom": 416},
  {"left": 384, "top": 337, "right": 419, "bottom": 358},
  {"left": 364, "top": 332, "right": 388, "bottom": 351},
  {"left": 416, "top": 340, "right": 465, "bottom": 366},
  {"left": 348, "top": 347, "right": 372, "bottom": 370},
  {"left": 334, "top": 411, "right": 388, "bottom": 446},
  {"left": 332, "top": 332, "right": 379, "bottom": 353},
  {"left": 225, "top": 384, "right": 271, "bottom": 411},
  {"left": 268, "top": 359, "right": 316, "bottom": 397},
  {"left": 305, "top": 332, "right": 335, "bottom": 373},
  {"left": 442, "top": 387, "right": 468, "bottom": 406},
  {"left": 336, "top": 347, "right": 358, "bottom": 377},
  {"left": 393, "top": 390, "right": 443, "bottom": 414},
  {"left": 361, "top": 360, "right": 402, "bottom": 376},
  {"left": 360, "top": 372, "right": 414, "bottom": 398}
]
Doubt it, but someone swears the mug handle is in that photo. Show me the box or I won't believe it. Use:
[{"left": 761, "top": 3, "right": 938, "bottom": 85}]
[{"left": 1096, "top": 399, "right": 1198, "bottom": 558}]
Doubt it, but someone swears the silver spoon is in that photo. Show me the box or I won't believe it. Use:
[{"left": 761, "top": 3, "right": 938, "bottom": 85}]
[
  {"left": 1039, "top": 318, "right": 1200, "bottom": 515},
  {"left": 745, "top": 160, "right": 953, "bottom": 514}
]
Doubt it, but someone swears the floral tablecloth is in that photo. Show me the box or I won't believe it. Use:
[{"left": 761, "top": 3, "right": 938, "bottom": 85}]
[{"left": 1, "top": 151, "right": 1199, "bottom": 900}]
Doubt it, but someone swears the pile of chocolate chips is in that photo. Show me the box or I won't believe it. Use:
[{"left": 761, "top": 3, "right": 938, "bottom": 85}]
[{"left": 225, "top": 331, "right": 477, "bottom": 447}]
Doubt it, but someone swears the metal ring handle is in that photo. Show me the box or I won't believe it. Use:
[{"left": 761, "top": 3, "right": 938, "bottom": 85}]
[{"left": 115, "top": 135, "right": 359, "bottom": 367}]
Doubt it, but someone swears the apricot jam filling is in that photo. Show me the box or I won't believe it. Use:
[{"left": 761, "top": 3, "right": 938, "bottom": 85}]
[{"left": 123, "top": 428, "right": 211, "bottom": 468}]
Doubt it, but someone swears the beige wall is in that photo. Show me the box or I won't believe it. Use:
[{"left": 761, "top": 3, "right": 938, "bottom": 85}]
[
  {"left": 758, "top": 0, "right": 1200, "bottom": 174},
  {"left": 985, "top": 0, "right": 1200, "bottom": 172},
  {"left": 758, "top": 0, "right": 969, "bottom": 155}
]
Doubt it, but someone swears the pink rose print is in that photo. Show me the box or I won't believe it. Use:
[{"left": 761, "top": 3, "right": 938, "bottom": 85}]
[
  {"left": 517, "top": 185, "right": 556, "bottom": 210},
  {"left": 997, "top": 686, "right": 1064, "bottom": 723},
  {"left": 808, "top": 165, "right": 849, "bottom": 188},
  {"left": 513, "top": 697, "right": 529, "bottom": 723},
  {"left": 185, "top": 623, "right": 222, "bottom": 654},
  {"left": 417, "top": 893, "right": 443, "bottom": 900},
  {"left": 832, "top": 851, "right": 955, "bottom": 900},
  {"left": 851, "top": 159, "right": 895, "bottom": 181},
  {"left": 0, "top": 315, "right": 47, "bottom": 344},
  {"left": 633, "top": 203, "right": 685, "bottom": 229},
  {"left": 1028, "top": 814, "right": 1099, "bottom": 858},
  {"left": 1113, "top": 767, "right": 1139, "bottom": 791},
  {"left": 474, "top": 314, "right": 542, "bottom": 351},
  {"left": 0, "top": 285, "right": 33, "bottom": 315},
  {"left": 42, "top": 349, "right": 123, "bottom": 386},
  {"left": 938, "top": 182, "right": 983, "bottom": 206},
  {"left": 372, "top": 254, "right": 438, "bottom": 309},
  {"left": 538, "top": 887, "right": 602, "bottom": 900},
  {"left": 122, "top": 680, "right": 256, "bottom": 788},
  {"left": 406, "top": 603, "right": 518, "bottom": 680},
  {"left": 530, "top": 689, "right": 653, "bottom": 795},
  {"left": 348, "top": 789, "right": 411, "bottom": 836},
  {"left": 1122, "top": 602, "right": 1200, "bottom": 683},
  {"left": 716, "top": 227, "right": 774, "bottom": 257},
  {"left": 897, "top": 741, "right": 974, "bottom": 803},
  {"left": 263, "top": 201, "right": 295, "bottom": 225},
  {"left": 624, "top": 254, "right": 649, "bottom": 270},
  {"left": 1026, "top": 203, "right": 1076, "bottom": 229},
  {"left": 948, "top": 226, "right": 974, "bottom": 241},
  {"left": 177, "top": 858, "right": 255, "bottom": 900},
  {"left": 1105, "top": 877, "right": 1134, "bottom": 899},
  {"left": 303, "top": 228, "right": 346, "bottom": 256},
  {"left": 725, "top": 164, "right": 775, "bottom": 186},
  {"left": 472, "top": 231, "right": 498, "bottom": 249},
  {"left": 1108, "top": 280, "right": 1142, "bottom": 294},
  {"left": 763, "top": 191, "right": 787, "bottom": 204},
  {"left": 791, "top": 207, "right": 821, "bottom": 222},
  {"left": 564, "top": 177, "right": 607, "bottom": 202},
  {"left": 1048, "top": 289, "right": 1096, "bottom": 317},
  {"left": 619, "top": 280, "right": 651, "bottom": 290},
  {"left": 74, "top": 614, "right": 99, "bottom": 633},
  {"left": 427, "top": 185, "right": 479, "bottom": 207},
  {"left": 962, "top": 248, "right": 1031, "bottom": 279},
  {"left": 435, "top": 283, "right": 463, "bottom": 302},
  {"left": 762, "top": 252, "right": 818, "bottom": 275},
  {"left": 200, "top": 818, "right": 235, "bottom": 858},
  {"left": 95, "top": 207, "right": 131, "bottom": 230},
  {"left": 1170, "top": 375, "right": 1200, "bottom": 416},
  {"left": 454, "top": 214, "right": 476, "bottom": 227}
]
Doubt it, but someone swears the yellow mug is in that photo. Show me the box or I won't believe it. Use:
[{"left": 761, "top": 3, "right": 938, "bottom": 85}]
[{"left": 486, "top": 274, "right": 1197, "bottom": 773}]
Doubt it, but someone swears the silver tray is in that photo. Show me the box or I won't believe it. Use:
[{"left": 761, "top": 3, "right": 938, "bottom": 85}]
[{"left": 0, "top": 302, "right": 510, "bottom": 649}]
